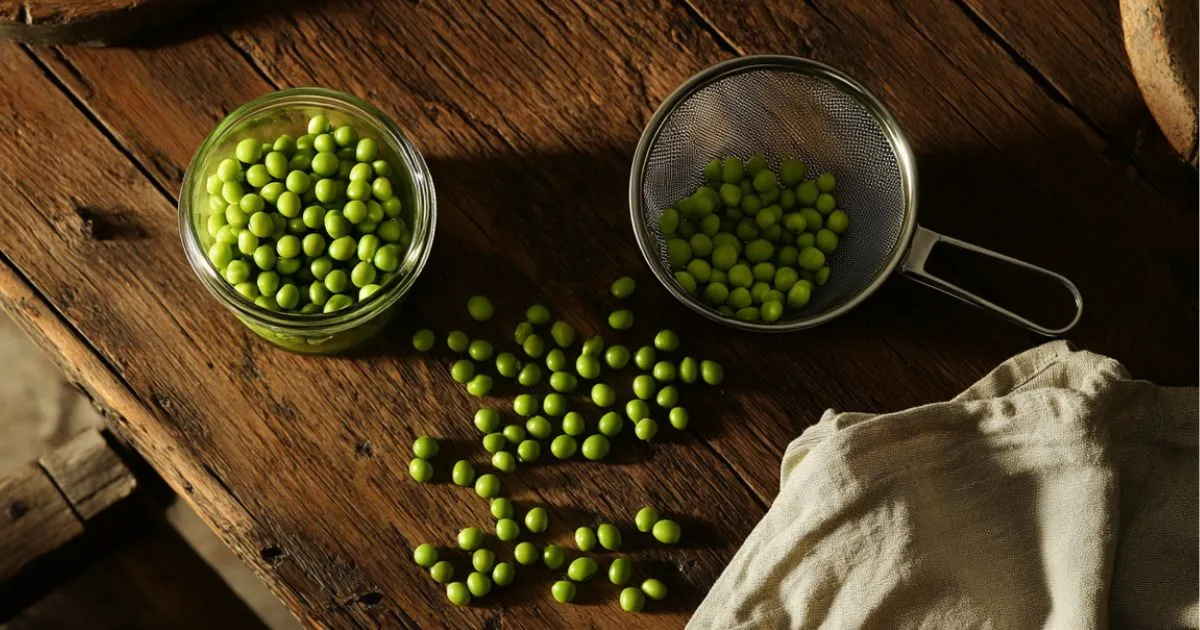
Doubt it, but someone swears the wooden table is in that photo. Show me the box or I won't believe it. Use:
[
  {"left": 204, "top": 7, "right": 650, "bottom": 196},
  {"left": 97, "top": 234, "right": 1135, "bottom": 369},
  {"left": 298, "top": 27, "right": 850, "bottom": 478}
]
[{"left": 0, "top": 1, "right": 1194, "bottom": 627}]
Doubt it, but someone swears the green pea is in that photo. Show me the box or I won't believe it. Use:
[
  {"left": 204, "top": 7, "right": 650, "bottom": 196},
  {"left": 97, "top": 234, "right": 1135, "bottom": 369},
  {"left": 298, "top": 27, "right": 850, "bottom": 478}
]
[
  {"left": 635, "top": 506, "right": 659, "bottom": 533},
  {"left": 466, "top": 374, "right": 493, "bottom": 397},
  {"left": 371, "top": 177, "right": 394, "bottom": 201},
  {"left": 721, "top": 156, "right": 743, "bottom": 183},
  {"left": 653, "top": 519, "right": 681, "bottom": 544},
  {"left": 545, "top": 348, "right": 567, "bottom": 372},
  {"left": 652, "top": 361, "right": 677, "bottom": 382},
  {"left": 446, "top": 581, "right": 470, "bottom": 606},
  {"left": 640, "top": 578, "right": 668, "bottom": 601},
  {"left": 353, "top": 137, "right": 378, "bottom": 162},
  {"left": 796, "top": 180, "right": 819, "bottom": 206},
  {"left": 512, "top": 393, "right": 538, "bottom": 417},
  {"left": 581, "top": 434, "right": 610, "bottom": 460},
  {"left": 632, "top": 375, "right": 656, "bottom": 400},
  {"left": 517, "top": 363, "right": 542, "bottom": 387},
  {"left": 515, "top": 542, "right": 538, "bottom": 565},
  {"left": 491, "top": 451, "right": 517, "bottom": 474},
  {"left": 659, "top": 207, "right": 680, "bottom": 235},
  {"left": 409, "top": 436, "right": 438, "bottom": 460},
  {"left": 492, "top": 562, "right": 514, "bottom": 587},
  {"left": 254, "top": 270, "right": 279, "bottom": 297},
  {"left": 551, "top": 580, "right": 576, "bottom": 603},
  {"left": 522, "top": 333, "right": 545, "bottom": 359},
  {"left": 468, "top": 548, "right": 497, "bottom": 574},
  {"left": 323, "top": 294, "right": 354, "bottom": 313},
  {"left": 625, "top": 399, "right": 650, "bottom": 422},
  {"left": 735, "top": 306, "right": 760, "bottom": 322},
  {"left": 620, "top": 587, "right": 645, "bottom": 612},
  {"left": 525, "top": 507, "right": 548, "bottom": 533},
  {"left": 700, "top": 360, "right": 724, "bottom": 385},
  {"left": 550, "top": 434, "right": 577, "bottom": 459},
  {"left": 514, "top": 321, "right": 534, "bottom": 344},
  {"left": 799, "top": 208, "right": 822, "bottom": 233},
  {"left": 413, "top": 543, "right": 438, "bottom": 568},
  {"left": 780, "top": 158, "right": 808, "bottom": 186},
  {"left": 562, "top": 412, "right": 585, "bottom": 436},
  {"left": 458, "top": 527, "right": 484, "bottom": 551},
  {"left": 526, "top": 304, "right": 551, "bottom": 325},
  {"left": 377, "top": 219, "right": 402, "bottom": 242},
  {"left": 816, "top": 267, "right": 830, "bottom": 286},
  {"left": 208, "top": 243, "right": 233, "bottom": 269},
  {"left": 373, "top": 244, "right": 400, "bottom": 272},
  {"left": 541, "top": 544, "right": 565, "bottom": 571},
  {"left": 490, "top": 497, "right": 514, "bottom": 520},
  {"left": 466, "top": 572, "right": 491, "bottom": 597},
  {"left": 313, "top": 178, "right": 340, "bottom": 203},
  {"left": 656, "top": 386, "right": 678, "bottom": 408},
  {"left": 728, "top": 287, "right": 752, "bottom": 309},
  {"left": 591, "top": 383, "right": 616, "bottom": 407},
  {"left": 591, "top": 412, "right": 619, "bottom": 437},
  {"left": 442, "top": 331, "right": 467, "bottom": 353},
  {"left": 826, "top": 209, "right": 849, "bottom": 233},
  {"left": 814, "top": 193, "right": 835, "bottom": 215},
  {"left": 634, "top": 346, "right": 656, "bottom": 370},
  {"left": 467, "top": 408, "right": 497, "bottom": 434},
  {"left": 567, "top": 557, "right": 598, "bottom": 582},
  {"left": 223, "top": 259, "right": 250, "bottom": 285},
  {"left": 635, "top": 418, "right": 658, "bottom": 441},
  {"left": 306, "top": 281, "right": 328, "bottom": 307},
  {"left": 549, "top": 371, "right": 579, "bottom": 394},
  {"left": 575, "top": 526, "right": 597, "bottom": 551},
  {"left": 430, "top": 560, "right": 454, "bottom": 584},
  {"left": 550, "top": 320, "right": 575, "bottom": 347},
  {"left": 581, "top": 335, "right": 605, "bottom": 356},
  {"left": 605, "top": 345, "right": 630, "bottom": 370},
  {"left": 666, "top": 238, "right": 691, "bottom": 270},
  {"left": 349, "top": 261, "right": 375, "bottom": 288},
  {"left": 719, "top": 182, "right": 742, "bottom": 207},
  {"left": 474, "top": 473, "right": 500, "bottom": 498},
  {"left": 279, "top": 284, "right": 302, "bottom": 309},
  {"left": 358, "top": 284, "right": 382, "bottom": 301},
  {"left": 813, "top": 171, "right": 835, "bottom": 192},
  {"left": 345, "top": 179, "right": 369, "bottom": 201},
  {"left": 467, "top": 295, "right": 494, "bottom": 322},
  {"left": 482, "top": 433, "right": 506, "bottom": 454},
  {"left": 468, "top": 340, "right": 493, "bottom": 362},
  {"left": 495, "top": 352, "right": 520, "bottom": 378},
  {"left": 324, "top": 269, "right": 349, "bottom": 295},
  {"left": 576, "top": 355, "right": 601, "bottom": 379},
  {"left": 451, "top": 460, "right": 475, "bottom": 486},
  {"left": 408, "top": 458, "right": 432, "bottom": 482},
  {"left": 542, "top": 394, "right": 567, "bottom": 417},
  {"left": 609, "top": 558, "right": 632, "bottom": 585},
  {"left": 668, "top": 407, "right": 689, "bottom": 430},
  {"left": 610, "top": 276, "right": 636, "bottom": 298},
  {"left": 372, "top": 160, "right": 392, "bottom": 177},
  {"left": 217, "top": 157, "right": 243, "bottom": 182},
  {"left": 450, "top": 359, "right": 475, "bottom": 384},
  {"left": 517, "top": 439, "right": 541, "bottom": 463}
]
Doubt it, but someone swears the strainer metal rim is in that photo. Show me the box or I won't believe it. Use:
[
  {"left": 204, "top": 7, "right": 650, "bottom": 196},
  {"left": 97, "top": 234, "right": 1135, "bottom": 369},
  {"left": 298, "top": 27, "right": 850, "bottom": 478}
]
[{"left": 629, "top": 55, "right": 921, "bottom": 332}]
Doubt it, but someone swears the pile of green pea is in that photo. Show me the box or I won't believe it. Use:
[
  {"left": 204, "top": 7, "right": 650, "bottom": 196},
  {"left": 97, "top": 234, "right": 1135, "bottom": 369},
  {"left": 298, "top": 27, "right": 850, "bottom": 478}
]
[
  {"left": 659, "top": 155, "right": 850, "bottom": 323},
  {"left": 405, "top": 279, "right": 722, "bottom": 610},
  {"left": 200, "top": 114, "right": 413, "bottom": 313}
]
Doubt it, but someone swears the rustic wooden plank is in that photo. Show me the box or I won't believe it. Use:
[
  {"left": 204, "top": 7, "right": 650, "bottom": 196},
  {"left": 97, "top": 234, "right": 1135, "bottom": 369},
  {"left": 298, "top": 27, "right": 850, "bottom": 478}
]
[
  {"left": 1, "top": 25, "right": 775, "bottom": 628},
  {"left": 6, "top": 516, "right": 265, "bottom": 629},
  {"left": 37, "top": 429, "right": 135, "bottom": 521},
  {"left": 0, "top": 0, "right": 202, "bottom": 45},
  {"left": 0, "top": 463, "right": 82, "bottom": 583}
]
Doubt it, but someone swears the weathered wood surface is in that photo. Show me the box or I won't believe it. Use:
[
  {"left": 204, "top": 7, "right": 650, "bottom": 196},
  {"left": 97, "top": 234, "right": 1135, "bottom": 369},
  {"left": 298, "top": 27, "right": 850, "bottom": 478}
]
[
  {"left": 0, "top": 0, "right": 1195, "bottom": 627},
  {"left": 0, "top": 429, "right": 134, "bottom": 583},
  {"left": 0, "top": 0, "right": 201, "bottom": 46}
]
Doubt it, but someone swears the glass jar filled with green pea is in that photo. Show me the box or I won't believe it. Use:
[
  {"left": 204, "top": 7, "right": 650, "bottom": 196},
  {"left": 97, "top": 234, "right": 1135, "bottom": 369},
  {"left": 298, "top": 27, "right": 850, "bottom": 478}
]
[{"left": 179, "top": 88, "right": 436, "bottom": 353}]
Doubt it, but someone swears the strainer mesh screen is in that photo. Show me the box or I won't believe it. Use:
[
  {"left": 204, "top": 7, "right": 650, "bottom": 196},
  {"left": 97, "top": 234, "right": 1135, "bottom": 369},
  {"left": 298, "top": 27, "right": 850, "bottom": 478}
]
[{"left": 639, "top": 68, "right": 907, "bottom": 319}]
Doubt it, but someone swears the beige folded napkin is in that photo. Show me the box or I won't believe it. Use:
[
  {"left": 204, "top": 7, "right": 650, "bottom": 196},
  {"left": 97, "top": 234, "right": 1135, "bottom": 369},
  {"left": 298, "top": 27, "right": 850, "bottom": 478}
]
[{"left": 689, "top": 341, "right": 1197, "bottom": 630}]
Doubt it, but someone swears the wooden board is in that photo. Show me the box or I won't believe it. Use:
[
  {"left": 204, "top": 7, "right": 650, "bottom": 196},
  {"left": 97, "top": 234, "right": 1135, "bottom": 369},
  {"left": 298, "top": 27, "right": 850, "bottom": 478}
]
[
  {"left": 0, "top": 0, "right": 201, "bottom": 46},
  {"left": 0, "top": 0, "right": 1195, "bottom": 628}
]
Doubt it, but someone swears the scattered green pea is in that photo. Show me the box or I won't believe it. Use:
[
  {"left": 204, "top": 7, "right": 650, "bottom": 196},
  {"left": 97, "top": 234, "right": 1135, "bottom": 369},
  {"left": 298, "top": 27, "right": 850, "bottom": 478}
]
[
  {"left": 669, "top": 407, "right": 689, "bottom": 430},
  {"left": 513, "top": 394, "right": 538, "bottom": 416},
  {"left": 467, "top": 295, "right": 494, "bottom": 321},
  {"left": 545, "top": 348, "right": 567, "bottom": 372},
  {"left": 656, "top": 385, "right": 679, "bottom": 408},
  {"left": 635, "top": 418, "right": 658, "bottom": 441},
  {"left": 575, "top": 527, "right": 597, "bottom": 551},
  {"left": 633, "top": 374, "right": 656, "bottom": 400},
  {"left": 598, "top": 411, "right": 623, "bottom": 436},
  {"left": 652, "top": 519, "right": 681, "bottom": 544},
  {"left": 502, "top": 424, "right": 526, "bottom": 444},
  {"left": 581, "top": 335, "right": 605, "bottom": 356},
  {"left": 430, "top": 560, "right": 454, "bottom": 584},
  {"left": 482, "top": 433, "right": 505, "bottom": 454},
  {"left": 653, "top": 361, "right": 677, "bottom": 382},
  {"left": 550, "top": 320, "right": 576, "bottom": 347},
  {"left": 413, "top": 543, "right": 438, "bottom": 568},
  {"left": 457, "top": 527, "right": 483, "bottom": 551},
  {"left": 641, "top": 578, "right": 668, "bottom": 601},
  {"left": 596, "top": 523, "right": 621, "bottom": 550},
  {"left": 701, "top": 360, "right": 724, "bottom": 385},
  {"left": 551, "top": 580, "right": 576, "bottom": 603},
  {"left": 412, "top": 436, "right": 439, "bottom": 459},
  {"left": 550, "top": 434, "right": 577, "bottom": 459},
  {"left": 611, "top": 276, "right": 636, "bottom": 298},
  {"left": 609, "top": 558, "right": 632, "bottom": 585},
  {"left": 467, "top": 572, "right": 491, "bottom": 597},
  {"left": 550, "top": 371, "right": 578, "bottom": 393},
  {"left": 451, "top": 460, "right": 475, "bottom": 486},
  {"left": 495, "top": 352, "right": 520, "bottom": 378},
  {"left": 409, "top": 458, "right": 433, "bottom": 482},
  {"left": 492, "top": 562, "right": 515, "bottom": 587},
  {"left": 491, "top": 451, "right": 516, "bottom": 473},
  {"left": 605, "top": 345, "right": 631, "bottom": 370},
  {"left": 517, "top": 363, "right": 542, "bottom": 387},
  {"left": 472, "top": 548, "right": 496, "bottom": 573},
  {"left": 626, "top": 399, "right": 650, "bottom": 422},
  {"left": 542, "top": 544, "right": 565, "bottom": 570},
  {"left": 451, "top": 359, "right": 475, "bottom": 384},
  {"left": 567, "top": 557, "right": 598, "bottom": 582},
  {"left": 516, "top": 439, "right": 541, "bottom": 463},
  {"left": 526, "top": 304, "right": 551, "bottom": 325},
  {"left": 591, "top": 383, "right": 616, "bottom": 407},
  {"left": 635, "top": 506, "right": 659, "bottom": 533},
  {"left": 576, "top": 355, "right": 601, "bottom": 379},
  {"left": 468, "top": 339, "right": 494, "bottom": 362},
  {"left": 634, "top": 346, "right": 656, "bottom": 370},
  {"left": 447, "top": 330, "right": 469, "bottom": 353},
  {"left": 561, "top": 412, "right": 585, "bottom": 436},
  {"left": 522, "top": 333, "right": 545, "bottom": 359},
  {"left": 608, "top": 309, "right": 634, "bottom": 330},
  {"left": 514, "top": 542, "right": 538, "bottom": 565},
  {"left": 524, "top": 507, "right": 549, "bottom": 533},
  {"left": 581, "top": 434, "right": 610, "bottom": 460},
  {"left": 620, "top": 587, "right": 645, "bottom": 612},
  {"left": 446, "top": 581, "right": 471, "bottom": 606}
]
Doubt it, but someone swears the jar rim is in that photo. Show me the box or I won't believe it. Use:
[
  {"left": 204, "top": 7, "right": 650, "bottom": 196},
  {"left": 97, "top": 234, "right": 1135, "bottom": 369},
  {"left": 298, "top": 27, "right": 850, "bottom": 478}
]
[{"left": 178, "top": 87, "right": 436, "bottom": 332}]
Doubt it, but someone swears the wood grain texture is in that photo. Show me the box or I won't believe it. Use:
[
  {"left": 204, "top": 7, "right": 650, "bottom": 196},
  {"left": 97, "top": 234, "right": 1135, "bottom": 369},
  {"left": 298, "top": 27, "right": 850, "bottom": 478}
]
[
  {"left": 38, "top": 429, "right": 136, "bottom": 520},
  {"left": 0, "top": 463, "right": 82, "bottom": 583},
  {"left": 0, "top": 0, "right": 1195, "bottom": 628},
  {"left": 0, "top": 0, "right": 201, "bottom": 46}
]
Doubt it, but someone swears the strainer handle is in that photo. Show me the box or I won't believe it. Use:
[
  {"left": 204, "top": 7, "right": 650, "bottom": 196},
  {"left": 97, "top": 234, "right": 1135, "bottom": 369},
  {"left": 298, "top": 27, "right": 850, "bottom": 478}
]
[{"left": 900, "top": 227, "right": 1083, "bottom": 336}]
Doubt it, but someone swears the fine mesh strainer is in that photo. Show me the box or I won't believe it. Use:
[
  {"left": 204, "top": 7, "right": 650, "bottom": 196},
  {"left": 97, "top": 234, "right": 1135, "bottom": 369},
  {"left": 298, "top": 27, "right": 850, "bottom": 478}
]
[{"left": 630, "top": 55, "right": 1083, "bottom": 335}]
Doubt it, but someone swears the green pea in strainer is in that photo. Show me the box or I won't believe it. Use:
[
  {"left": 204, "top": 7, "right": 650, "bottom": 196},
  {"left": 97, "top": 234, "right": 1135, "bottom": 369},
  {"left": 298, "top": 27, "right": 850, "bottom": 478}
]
[{"left": 629, "top": 55, "right": 1082, "bottom": 335}]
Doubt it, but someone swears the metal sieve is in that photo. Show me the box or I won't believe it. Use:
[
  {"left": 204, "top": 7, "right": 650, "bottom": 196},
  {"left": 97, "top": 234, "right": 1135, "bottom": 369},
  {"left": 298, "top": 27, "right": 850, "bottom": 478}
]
[{"left": 629, "top": 56, "right": 1083, "bottom": 335}]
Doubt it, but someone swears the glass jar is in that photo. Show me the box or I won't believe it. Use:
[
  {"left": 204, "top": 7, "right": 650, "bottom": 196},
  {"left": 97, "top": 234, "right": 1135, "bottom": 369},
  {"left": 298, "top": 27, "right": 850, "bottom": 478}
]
[{"left": 179, "top": 88, "right": 436, "bottom": 354}]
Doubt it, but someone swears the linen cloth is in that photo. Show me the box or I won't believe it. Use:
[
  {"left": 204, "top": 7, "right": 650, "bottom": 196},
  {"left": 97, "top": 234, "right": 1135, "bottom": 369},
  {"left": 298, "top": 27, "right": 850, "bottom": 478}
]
[{"left": 689, "top": 341, "right": 1197, "bottom": 630}]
